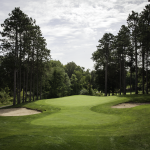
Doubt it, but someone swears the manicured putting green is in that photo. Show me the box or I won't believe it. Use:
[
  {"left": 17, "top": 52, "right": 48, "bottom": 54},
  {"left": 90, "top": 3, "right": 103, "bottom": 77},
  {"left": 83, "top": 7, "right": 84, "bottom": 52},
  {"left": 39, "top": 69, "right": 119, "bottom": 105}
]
[
  {"left": 44, "top": 95, "right": 117, "bottom": 107},
  {"left": 31, "top": 96, "right": 119, "bottom": 126}
]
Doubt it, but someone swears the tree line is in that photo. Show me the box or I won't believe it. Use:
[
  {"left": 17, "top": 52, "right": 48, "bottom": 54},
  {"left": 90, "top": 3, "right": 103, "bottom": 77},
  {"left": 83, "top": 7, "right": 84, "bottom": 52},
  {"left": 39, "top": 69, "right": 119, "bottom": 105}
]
[
  {"left": 42, "top": 61, "right": 96, "bottom": 98},
  {"left": 1, "top": 5, "right": 150, "bottom": 105},
  {"left": 0, "top": 7, "right": 50, "bottom": 105},
  {"left": 0, "top": 8, "right": 95, "bottom": 105},
  {"left": 92, "top": 4, "right": 150, "bottom": 96}
]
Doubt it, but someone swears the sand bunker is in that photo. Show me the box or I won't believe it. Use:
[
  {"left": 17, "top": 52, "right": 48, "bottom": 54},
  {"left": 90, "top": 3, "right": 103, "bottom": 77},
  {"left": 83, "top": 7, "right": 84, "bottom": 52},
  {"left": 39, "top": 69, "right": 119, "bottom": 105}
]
[
  {"left": 112, "top": 103, "right": 150, "bottom": 108},
  {"left": 0, "top": 108, "right": 41, "bottom": 116}
]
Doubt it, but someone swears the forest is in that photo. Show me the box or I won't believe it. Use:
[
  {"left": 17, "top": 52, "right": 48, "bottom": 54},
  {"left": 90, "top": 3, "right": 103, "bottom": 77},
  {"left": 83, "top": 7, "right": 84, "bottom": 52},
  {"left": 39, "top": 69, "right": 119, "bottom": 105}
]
[{"left": 0, "top": 5, "right": 150, "bottom": 106}]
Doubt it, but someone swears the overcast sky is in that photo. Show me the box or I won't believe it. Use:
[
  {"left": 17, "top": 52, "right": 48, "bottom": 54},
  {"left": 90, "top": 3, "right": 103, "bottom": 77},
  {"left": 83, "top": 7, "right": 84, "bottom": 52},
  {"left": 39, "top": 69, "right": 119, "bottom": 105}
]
[{"left": 0, "top": 0, "right": 149, "bottom": 70}]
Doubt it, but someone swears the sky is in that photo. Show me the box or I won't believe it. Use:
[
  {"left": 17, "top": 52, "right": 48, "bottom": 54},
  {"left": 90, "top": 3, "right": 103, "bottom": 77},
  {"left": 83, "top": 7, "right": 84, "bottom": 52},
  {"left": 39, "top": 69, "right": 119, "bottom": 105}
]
[{"left": 0, "top": 0, "right": 149, "bottom": 70}]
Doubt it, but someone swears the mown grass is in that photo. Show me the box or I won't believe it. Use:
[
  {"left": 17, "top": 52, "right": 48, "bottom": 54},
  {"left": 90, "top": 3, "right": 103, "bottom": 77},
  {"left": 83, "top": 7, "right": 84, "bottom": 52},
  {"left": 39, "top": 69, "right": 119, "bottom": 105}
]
[{"left": 0, "top": 95, "right": 150, "bottom": 150}]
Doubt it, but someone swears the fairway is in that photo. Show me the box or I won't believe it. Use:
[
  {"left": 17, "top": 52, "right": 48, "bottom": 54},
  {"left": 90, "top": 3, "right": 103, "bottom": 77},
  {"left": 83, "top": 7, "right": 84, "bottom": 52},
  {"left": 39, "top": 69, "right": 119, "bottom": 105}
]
[
  {"left": 1, "top": 95, "right": 150, "bottom": 150},
  {"left": 31, "top": 96, "right": 119, "bottom": 126}
]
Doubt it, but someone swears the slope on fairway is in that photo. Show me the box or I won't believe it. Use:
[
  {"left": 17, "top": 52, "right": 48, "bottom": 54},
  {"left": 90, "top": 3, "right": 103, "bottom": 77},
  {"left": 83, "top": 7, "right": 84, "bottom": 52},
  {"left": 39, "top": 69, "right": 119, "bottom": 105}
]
[
  {"left": 1, "top": 95, "right": 150, "bottom": 150},
  {"left": 31, "top": 95, "right": 119, "bottom": 126}
]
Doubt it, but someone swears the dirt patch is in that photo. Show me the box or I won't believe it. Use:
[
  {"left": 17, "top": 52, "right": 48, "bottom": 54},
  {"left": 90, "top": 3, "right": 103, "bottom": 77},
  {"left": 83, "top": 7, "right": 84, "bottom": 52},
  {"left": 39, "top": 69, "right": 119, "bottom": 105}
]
[
  {"left": 0, "top": 108, "right": 41, "bottom": 116},
  {"left": 111, "top": 103, "right": 150, "bottom": 108}
]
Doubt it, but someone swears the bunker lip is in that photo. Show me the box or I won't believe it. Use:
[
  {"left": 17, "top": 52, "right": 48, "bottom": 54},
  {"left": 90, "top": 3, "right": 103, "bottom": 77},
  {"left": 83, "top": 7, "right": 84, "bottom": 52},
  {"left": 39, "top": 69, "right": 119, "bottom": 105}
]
[
  {"left": 112, "top": 103, "right": 150, "bottom": 108},
  {"left": 0, "top": 108, "right": 41, "bottom": 116}
]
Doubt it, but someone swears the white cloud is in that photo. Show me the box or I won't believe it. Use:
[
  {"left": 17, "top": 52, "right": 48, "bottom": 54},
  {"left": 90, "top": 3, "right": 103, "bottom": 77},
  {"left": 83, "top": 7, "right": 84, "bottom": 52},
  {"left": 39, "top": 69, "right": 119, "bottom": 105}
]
[
  {"left": 51, "top": 52, "right": 64, "bottom": 56},
  {"left": 51, "top": 52, "right": 64, "bottom": 60},
  {"left": 0, "top": 0, "right": 149, "bottom": 69},
  {"left": 42, "top": 25, "right": 77, "bottom": 37},
  {"left": 123, "top": 2, "right": 149, "bottom": 14},
  {"left": 105, "top": 28, "right": 116, "bottom": 33}
]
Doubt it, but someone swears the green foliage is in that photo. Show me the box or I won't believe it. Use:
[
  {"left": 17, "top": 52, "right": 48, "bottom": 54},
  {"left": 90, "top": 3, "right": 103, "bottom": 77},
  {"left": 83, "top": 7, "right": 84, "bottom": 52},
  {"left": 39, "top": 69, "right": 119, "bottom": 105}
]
[
  {"left": 79, "top": 88, "right": 89, "bottom": 95},
  {"left": 42, "top": 60, "right": 96, "bottom": 98},
  {"left": 80, "top": 87, "right": 95, "bottom": 96},
  {"left": 0, "top": 87, "right": 10, "bottom": 104},
  {"left": 64, "top": 61, "right": 77, "bottom": 78},
  {"left": 42, "top": 60, "right": 71, "bottom": 98},
  {"left": 0, "top": 7, "right": 51, "bottom": 105},
  {"left": 70, "top": 74, "right": 79, "bottom": 95},
  {"left": 92, "top": 4, "right": 150, "bottom": 95},
  {"left": 94, "top": 91, "right": 104, "bottom": 96}
]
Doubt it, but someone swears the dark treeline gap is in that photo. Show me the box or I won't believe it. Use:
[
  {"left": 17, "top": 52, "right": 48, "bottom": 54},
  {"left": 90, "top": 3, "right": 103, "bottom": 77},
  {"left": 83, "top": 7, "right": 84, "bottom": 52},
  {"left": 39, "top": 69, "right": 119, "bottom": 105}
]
[{"left": 0, "top": 5, "right": 150, "bottom": 105}]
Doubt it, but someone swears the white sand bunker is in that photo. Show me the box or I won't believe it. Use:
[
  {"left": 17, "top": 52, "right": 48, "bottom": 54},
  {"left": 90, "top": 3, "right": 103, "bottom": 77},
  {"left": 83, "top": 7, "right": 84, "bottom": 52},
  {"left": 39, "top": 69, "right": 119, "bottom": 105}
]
[
  {"left": 0, "top": 108, "right": 41, "bottom": 116},
  {"left": 112, "top": 103, "right": 150, "bottom": 108}
]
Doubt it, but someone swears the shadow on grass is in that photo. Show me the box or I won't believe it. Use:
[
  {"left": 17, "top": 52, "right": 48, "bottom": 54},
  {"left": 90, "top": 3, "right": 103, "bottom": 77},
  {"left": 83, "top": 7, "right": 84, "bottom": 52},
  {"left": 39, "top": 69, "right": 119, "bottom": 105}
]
[
  {"left": 116, "top": 94, "right": 150, "bottom": 103},
  {"left": 0, "top": 133, "right": 150, "bottom": 150}
]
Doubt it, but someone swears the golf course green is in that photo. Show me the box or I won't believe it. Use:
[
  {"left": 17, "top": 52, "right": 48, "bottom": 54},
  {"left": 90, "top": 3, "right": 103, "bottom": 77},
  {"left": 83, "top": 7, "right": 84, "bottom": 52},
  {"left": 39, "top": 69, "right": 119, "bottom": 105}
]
[{"left": 0, "top": 95, "right": 150, "bottom": 150}]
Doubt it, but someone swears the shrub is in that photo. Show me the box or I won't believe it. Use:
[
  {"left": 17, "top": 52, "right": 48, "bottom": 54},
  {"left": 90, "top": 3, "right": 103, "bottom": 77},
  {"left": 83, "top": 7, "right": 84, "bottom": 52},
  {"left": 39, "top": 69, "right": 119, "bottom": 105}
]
[
  {"left": 80, "top": 88, "right": 89, "bottom": 95},
  {"left": 89, "top": 88, "right": 95, "bottom": 96},
  {"left": 95, "top": 91, "right": 103, "bottom": 96},
  {"left": 0, "top": 87, "right": 10, "bottom": 104}
]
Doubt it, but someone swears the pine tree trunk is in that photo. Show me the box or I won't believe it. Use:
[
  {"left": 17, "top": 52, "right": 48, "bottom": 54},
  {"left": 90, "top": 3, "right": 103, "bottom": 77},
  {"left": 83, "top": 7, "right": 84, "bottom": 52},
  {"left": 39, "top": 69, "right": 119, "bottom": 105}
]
[
  {"left": 17, "top": 58, "right": 21, "bottom": 104},
  {"left": 33, "top": 74, "right": 35, "bottom": 101},
  {"left": 40, "top": 77, "right": 42, "bottom": 100},
  {"left": 13, "top": 69, "right": 16, "bottom": 105},
  {"left": 36, "top": 49, "right": 39, "bottom": 100},
  {"left": 19, "top": 68, "right": 21, "bottom": 103},
  {"left": 32, "top": 61, "right": 35, "bottom": 101},
  {"left": 37, "top": 72, "right": 38, "bottom": 100},
  {"left": 17, "top": 71, "right": 19, "bottom": 104},
  {"left": 32, "top": 46, "right": 35, "bottom": 101},
  {"left": 29, "top": 64, "right": 32, "bottom": 102},
  {"left": 16, "top": 35, "right": 19, "bottom": 104},
  {"left": 25, "top": 70, "right": 28, "bottom": 102},
  {"left": 112, "top": 87, "right": 114, "bottom": 95},
  {"left": 105, "top": 44, "right": 108, "bottom": 97},
  {"left": 124, "top": 70, "right": 126, "bottom": 95},
  {"left": 135, "top": 36, "right": 138, "bottom": 94},
  {"left": 146, "top": 48, "right": 148, "bottom": 94},
  {"left": 123, "top": 53, "right": 126, "bottom": 95},
  {"left": 131, "top": 71, "right": 133, "bottom": 93},
  {"left": 26, "top": 55, "right": 29, "bottom": 102},
  {"left": 142, "top": 47, "right": 145, "bottom": 94},
  {"left": 19, "top": 33, "right": 22, "bottom": 103},
  {"left": 13, "top": 28, "right": 18, "bottom": 106},
  {"left": 105, "top": 61, "right": 107, "bottom": 96},
  {"left": 130, "top": 68, "right": 132, "bottom": 95},
  {"left": 120, "top": 56, "right": 122, "bottom": 95},
  {"left": 23, "top": 71, "right": 25, "bottom": 103}
]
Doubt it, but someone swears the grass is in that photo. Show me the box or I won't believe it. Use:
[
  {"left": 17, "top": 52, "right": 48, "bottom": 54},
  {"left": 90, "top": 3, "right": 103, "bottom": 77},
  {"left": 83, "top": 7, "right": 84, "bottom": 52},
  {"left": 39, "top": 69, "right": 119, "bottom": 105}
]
[{"left": 0, "top": 95, "right": 150, "bottom": 150}]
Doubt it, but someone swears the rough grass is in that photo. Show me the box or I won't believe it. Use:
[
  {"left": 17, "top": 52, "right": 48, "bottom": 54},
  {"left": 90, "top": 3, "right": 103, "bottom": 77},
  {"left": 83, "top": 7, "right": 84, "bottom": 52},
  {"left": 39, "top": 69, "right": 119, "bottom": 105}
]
[{"left": 0, "top": 95, "right": 150, "bottom": 150}]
